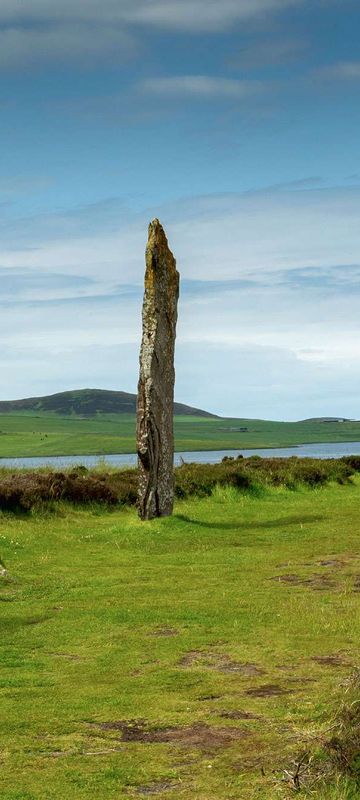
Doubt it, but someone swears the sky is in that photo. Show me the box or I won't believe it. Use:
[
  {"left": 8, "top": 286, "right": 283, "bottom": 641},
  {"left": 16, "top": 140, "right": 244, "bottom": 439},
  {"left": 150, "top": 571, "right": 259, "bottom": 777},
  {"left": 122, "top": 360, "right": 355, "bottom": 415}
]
[{"left": 1, "top": 0, "right": 360, "bottom": 419}]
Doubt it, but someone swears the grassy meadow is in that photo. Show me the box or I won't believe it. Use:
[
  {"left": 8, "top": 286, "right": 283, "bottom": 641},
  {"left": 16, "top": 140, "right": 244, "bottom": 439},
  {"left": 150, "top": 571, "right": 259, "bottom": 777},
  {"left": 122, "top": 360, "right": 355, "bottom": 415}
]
[
  {"left": 1, "top": 477, "right": 360, "bottom": 798},
  {"left": 1, "top": 412, "right": 360, "bottom": 457}
]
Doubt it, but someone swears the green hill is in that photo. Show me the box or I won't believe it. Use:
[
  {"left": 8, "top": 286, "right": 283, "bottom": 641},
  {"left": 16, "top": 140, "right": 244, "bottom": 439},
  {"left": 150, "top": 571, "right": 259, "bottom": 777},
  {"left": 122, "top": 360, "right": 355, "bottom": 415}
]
[
  {"left": 0, "top": 390, "right": 360, "bottom": 459},
  {"left": 0, "top": 388, "right": 217, "bottom": 419}
]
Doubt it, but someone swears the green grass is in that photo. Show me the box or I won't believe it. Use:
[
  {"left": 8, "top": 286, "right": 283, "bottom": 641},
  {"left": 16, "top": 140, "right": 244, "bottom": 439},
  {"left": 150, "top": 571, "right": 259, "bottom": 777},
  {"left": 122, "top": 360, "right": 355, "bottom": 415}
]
[
  {"left": 1, "top": 481, "right": 360, "bottom": 798},
  {"left": 1, "top": 412, "right": 360, "bottom": 457}
]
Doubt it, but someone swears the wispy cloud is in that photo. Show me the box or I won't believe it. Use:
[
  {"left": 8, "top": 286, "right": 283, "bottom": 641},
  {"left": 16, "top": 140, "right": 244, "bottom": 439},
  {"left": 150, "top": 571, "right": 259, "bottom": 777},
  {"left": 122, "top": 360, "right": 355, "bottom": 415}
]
[
  {"left": 125, "top": 0, "right": 301, "bottom": 32},
  {"left": 0, "top": 267, "right": 95, "bottom": 302},
  {"left": 258, "top": 177, "right": 325, "bottom": 192},
  {"left": 276, "top": 264, "right": 360, "bottom": 291},
  {"left": 0, "top": 175, "right": 53, "bottom": 196},
  {"left": 0, "top": 0, "right": 302, "bottom": 29},
  {"left": 0, "top": 24, "right": 134, "bottom": 68},
  {"left": 1, "top": 182, "right": 359, "bottom": 416},
  {"left": 0, "top": 0, "right": 304, "bottom": 68},
  {"left": 139, "top": 76, "right": 264, "bottom": 99},
  {"left": 2, "top": 183, "right": 360, "bottom": 281},
  {"left": 316, "top": 61, "right": 360, "bottom": 80}
]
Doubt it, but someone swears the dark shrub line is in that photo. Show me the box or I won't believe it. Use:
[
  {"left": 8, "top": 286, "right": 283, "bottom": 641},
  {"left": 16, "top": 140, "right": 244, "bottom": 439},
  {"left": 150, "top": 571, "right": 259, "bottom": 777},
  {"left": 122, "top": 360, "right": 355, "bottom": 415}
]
[
  {"left": 174, "top": 455, "right": 355, "bottom": 499},
  {"left": 0, "top": 470, "right": 120, "bottom": 513},
  {"left": 0, "top": 456, "right": 357, "bottom": 514}
]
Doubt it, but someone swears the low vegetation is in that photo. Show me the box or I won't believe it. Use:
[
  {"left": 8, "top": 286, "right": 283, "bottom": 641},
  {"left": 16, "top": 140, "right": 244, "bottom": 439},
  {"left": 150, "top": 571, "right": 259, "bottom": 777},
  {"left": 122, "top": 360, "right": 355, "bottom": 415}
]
[
  {"left": 0, "top": 456, "right": 356, "bottom": 513},
  {"left": 1, "top": 473, "right": 360, "bottom": 798}
]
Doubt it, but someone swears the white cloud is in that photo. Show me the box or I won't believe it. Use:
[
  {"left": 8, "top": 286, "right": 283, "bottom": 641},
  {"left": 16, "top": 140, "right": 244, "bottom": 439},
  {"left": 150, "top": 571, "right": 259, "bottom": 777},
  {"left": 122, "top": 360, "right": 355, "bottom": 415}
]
[
  {"left": 0, "top": 0, "right": 303, "bottom": 67},
  {"left": 175, "top": 340, "right": 360, "bottom": 419},
  {"left": 0, "top": 0, "right": 301, "bottom": 28},
  {"left": 4, "top": 184, "right": 360, "bottom": 281},
  {"left": 1, "top": 183, "right": 360, "bottom": 417},
  {"left": 139, "top": 76, "right": 263, "bottom": 98},
  {"left": 124, "top": 0, "right": 300, "bottom": 31},
  {"left": 163, "top": 187, "right": 360, "bottom": 279}
]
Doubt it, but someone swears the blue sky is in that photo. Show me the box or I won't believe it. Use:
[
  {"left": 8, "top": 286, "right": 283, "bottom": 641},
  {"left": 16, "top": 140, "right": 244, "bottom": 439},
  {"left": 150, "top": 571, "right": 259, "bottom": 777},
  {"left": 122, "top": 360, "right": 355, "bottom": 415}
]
[{"left": 1, "top": 0, "right": 360, "bottom": 418}]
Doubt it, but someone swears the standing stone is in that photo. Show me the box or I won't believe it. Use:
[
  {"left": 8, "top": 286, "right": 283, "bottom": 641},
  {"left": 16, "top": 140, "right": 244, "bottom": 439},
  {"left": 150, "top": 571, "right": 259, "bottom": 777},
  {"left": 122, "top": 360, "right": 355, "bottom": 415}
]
[{"left": 136, "top": 219, "right": 180, "bottom": 520}]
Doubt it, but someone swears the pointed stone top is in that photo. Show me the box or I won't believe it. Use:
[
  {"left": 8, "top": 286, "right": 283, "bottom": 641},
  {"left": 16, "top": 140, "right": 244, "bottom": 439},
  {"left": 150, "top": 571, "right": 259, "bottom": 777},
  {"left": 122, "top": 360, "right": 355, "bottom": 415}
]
[
  {"left": 146, "top": 219, "right": 178, "bottom": 282},
  {"left": 148, "top": 218, "right": 168, "bottom": 247}
]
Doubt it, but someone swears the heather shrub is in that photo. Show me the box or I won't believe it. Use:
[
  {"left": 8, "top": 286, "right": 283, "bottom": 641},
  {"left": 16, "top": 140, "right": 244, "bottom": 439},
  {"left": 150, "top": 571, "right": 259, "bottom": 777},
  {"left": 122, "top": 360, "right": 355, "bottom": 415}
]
[
  {"left": 174, "top": 456, "right": 355, "bottom": 499},
  {"left": 0, "top": 456, "right": 356, "bottom": 514},
  {"left": 342, "top": 455, "right": 360, "bottom": 472},
  {"left": 107, "top": 469, "right": 138, "bottom": 506},
  {"left": 0, "top": 474, "right": 50, "bottom": 512},
  {"left": 0, "top": 471, "right": 118, "bottom": 512},
  {"left": 175, "top": 464, "right": 214, "bottom": 498},
  {"left": 175, "top": 462, "right": 256, "bottom": 499},
  {"left": 60, "top": 474, "right": 118, "bottom": 505}
]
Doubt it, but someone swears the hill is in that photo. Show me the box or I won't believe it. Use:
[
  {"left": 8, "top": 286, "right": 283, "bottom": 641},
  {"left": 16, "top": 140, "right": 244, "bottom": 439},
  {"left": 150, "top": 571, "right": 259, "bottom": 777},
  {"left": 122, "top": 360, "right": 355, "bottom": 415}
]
[
  {"left": 300, "top": 416, "right": 354, "bottom": 423},
  {"left": 0, "top": 388, "right": 217, "bottom": 419}
]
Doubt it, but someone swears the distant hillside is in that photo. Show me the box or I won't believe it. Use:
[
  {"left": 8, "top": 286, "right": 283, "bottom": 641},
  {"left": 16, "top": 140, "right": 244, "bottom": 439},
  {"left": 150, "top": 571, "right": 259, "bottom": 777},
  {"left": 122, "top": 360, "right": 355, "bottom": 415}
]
[
  {"left": 0, "top": 389, "right": 217, "bottom": 419},
  {"left": 300, "top": 417, "right": 353, "bottom": 423}
]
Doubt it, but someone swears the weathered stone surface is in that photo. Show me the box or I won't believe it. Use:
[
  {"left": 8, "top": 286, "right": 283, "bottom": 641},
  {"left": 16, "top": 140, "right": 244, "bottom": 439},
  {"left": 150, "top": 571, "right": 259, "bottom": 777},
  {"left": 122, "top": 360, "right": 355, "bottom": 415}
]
[{"left": 136, "top": 219, "right": 180, "bottom": 520}]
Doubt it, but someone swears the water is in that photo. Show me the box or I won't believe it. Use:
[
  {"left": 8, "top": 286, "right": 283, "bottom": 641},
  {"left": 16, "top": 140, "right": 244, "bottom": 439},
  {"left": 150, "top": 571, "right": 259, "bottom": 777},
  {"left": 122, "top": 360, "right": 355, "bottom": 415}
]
[{"left": 1, "top": 441, "right": 360, "bottom": 470}]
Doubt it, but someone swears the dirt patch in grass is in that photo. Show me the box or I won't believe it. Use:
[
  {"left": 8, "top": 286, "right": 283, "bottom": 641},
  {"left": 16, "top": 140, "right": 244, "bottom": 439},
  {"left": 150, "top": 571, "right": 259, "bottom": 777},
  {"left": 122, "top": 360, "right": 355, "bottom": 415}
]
[
  {"left": 276, "top": 663, "right": 297, "bottom": 671},
  {"left": 197, "top": 693, "right": 222, "bottom": 701},
  {"left": 179, "top": 649, "right": 265, "bottom": 675},
  {"left": 311, "top": 655, "right": 351, "bottom": 667},
  {"left": 245, "top": 684, "right": 293, "bottom": 698},
  {"left": 270, "top": 573, "right": 335, "bottom": 591},
  {"left": 135, "top": 781, "right": 179, "bottom": 795},
  {"left": 270, "top": 573, "right": 306, "bottom": 584},
  {"left": 150, "top": 627, "right": 179, "bottom": 638},
  {"left": 178, "top": 649, "right": 204, "bottom": 667},
  {"left": 307, "top": 575, "right": 336, "bottom": 591},
  {"left": 218, "top": 659, "right": 265, "bottom": 676},
  {"left": 219, "top": 710, "right": 262, "bottom": 720},
  {"left": 93, "top": 720, "right": 249, "bottom": 750}
]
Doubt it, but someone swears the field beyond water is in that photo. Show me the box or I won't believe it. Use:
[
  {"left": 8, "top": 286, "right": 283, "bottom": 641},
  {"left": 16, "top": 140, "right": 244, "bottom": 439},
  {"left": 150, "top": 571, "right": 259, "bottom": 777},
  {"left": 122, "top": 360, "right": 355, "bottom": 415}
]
[
  {"left": 1, "top": 412, "right": 360, "bottom": 457},
  {"left": 1, "top": 474, "right": 360, "bottom": 798}
]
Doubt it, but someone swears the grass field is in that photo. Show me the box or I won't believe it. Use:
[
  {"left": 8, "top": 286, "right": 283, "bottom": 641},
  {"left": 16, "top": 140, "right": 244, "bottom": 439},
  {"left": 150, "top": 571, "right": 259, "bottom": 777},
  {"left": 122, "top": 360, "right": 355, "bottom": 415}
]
[
  {"left": 1, "top": 412, "right": 360, "bottom": 457},
  {"left": 1, "top": 480, "right": 360, "bottom": 798}
]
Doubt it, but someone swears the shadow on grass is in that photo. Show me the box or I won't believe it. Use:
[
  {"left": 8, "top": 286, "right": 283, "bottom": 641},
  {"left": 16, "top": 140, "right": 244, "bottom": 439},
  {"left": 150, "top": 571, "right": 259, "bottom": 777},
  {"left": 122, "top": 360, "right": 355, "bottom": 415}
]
[{"left": 174, "top": 514, "right": 324, "bottom": 531}]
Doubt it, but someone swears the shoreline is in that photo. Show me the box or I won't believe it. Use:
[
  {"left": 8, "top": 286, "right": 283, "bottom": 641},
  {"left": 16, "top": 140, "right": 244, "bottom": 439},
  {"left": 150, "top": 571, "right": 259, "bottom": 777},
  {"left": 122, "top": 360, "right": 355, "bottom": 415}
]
[
  {"left": 1, "top": 440, "right": 360, "bottom": 467},
  {"left": 2, "top": 439, "right": 360, "bottom": 461}
]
